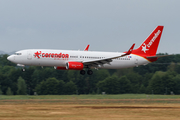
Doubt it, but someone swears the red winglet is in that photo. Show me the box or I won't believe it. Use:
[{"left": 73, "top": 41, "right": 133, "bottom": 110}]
[
  {"left": 125, "top": 43, "right": 135, "bottom": 55},
  {"left": 84, "top": 44, "right": 90, "bottom": 51}
]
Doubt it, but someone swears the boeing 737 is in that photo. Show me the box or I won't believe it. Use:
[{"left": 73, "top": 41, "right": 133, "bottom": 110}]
[{"left": 7, "top": 26, "right": 167, "bottom": 75}]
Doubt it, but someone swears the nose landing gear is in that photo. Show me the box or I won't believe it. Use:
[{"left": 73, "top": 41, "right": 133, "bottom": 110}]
[
  {"left": 22, "top": 68, "right": 25, "bottom": 72},
  {"left": 17, "top": 64, "right": 25, "bottom": 72}
]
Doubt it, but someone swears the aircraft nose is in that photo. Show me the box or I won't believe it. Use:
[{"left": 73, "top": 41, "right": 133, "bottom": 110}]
[{"left": 7, "top": 55, "right": 14, "bottom": 62}]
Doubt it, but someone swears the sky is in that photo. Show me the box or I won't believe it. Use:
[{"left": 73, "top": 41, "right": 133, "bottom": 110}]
[{"left": 0, "top": 0, "right": 180, "bottom": 54}]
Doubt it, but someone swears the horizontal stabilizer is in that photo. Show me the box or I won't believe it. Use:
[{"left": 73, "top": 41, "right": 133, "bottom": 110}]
[{"left": 146, "top": 55, "right": 172, "bottom": 59}]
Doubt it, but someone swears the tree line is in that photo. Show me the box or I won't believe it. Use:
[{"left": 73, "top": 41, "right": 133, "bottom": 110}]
[{"left": 0, "top": 53, "right": 180, "bottom": 95}]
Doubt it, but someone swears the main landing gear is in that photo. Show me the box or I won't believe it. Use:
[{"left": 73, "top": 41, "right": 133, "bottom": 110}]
[
  {"left": 80, "top": 70, "right": 86, "bottom": 75},
  {"left": 80, "top": 70, "right": 93, "bottom": 75}
]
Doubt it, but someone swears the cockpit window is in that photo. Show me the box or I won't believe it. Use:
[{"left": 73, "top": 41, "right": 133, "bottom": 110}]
[{"left": 15, "top": 53, "right": 22, "bottom": 55}]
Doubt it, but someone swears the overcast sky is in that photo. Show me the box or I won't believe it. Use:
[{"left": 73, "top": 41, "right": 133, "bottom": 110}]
[{"left": 0, "top": 0, "right": 179, "bottom": 54}]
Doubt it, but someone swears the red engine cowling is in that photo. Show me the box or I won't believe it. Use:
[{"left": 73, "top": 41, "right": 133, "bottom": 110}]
[
  {"left": 55, "top": 66, "right": 67, "bottom": 70},
  {"left": 66, "top": 62, "right": 84, "bottom": 70}
]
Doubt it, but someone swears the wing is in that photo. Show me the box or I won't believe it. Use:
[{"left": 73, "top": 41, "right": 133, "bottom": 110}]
[{"left": 82, "top": 43, "right": 135, "bottom": 68}]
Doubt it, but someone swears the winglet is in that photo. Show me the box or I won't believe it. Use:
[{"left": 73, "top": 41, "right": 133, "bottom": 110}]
[
  {"left": 84, "top": 44, "right": 90, "bottom": 51},
  {"left": 121, "top": 43, "right": 135, "bottom": 57},
  {"left": 126, "top": 43, "right": 135, "bottom": 55}
]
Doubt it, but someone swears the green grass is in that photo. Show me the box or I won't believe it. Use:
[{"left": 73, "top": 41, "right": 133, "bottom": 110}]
[{"left": 0, "top": 94, "right": 180, "bottom": 100}]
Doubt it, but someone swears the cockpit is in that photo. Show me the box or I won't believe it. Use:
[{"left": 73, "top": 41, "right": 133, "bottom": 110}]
[{"left": 15, "top": 53, "right": 22, "bottom": 55}]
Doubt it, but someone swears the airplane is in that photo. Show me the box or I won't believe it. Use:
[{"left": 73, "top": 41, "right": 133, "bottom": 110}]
[{"left": 7, "top": 26, "right": 168, "bottom": 75}]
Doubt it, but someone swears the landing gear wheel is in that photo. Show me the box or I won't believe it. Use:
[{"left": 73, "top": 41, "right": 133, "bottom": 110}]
[
  {"left": 80, "top": 70, "right": 86, "bottom": 75},
  {"left": 87, "top": 70, "right": 93, "bottom": 75}
]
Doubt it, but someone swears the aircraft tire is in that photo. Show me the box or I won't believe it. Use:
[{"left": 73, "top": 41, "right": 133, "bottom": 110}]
[
  {"left": 80, "top": 70, "right": 86, "bottom": 75},
  {"left": 87, "top": 70, "right": 93, "bottom": 75}
]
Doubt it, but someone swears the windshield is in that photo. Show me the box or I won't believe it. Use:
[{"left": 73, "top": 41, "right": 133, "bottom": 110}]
[{"left": 15, "top": 53, "right": 22, "bottom": 55}]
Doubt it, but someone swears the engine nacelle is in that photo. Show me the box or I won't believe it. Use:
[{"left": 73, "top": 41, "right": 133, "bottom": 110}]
[
  {"left": 66, "top": 62, "right": 84, "bottom": 70},
  {"left": 54, "top": 66, "right": 67, "bottom": 70}
]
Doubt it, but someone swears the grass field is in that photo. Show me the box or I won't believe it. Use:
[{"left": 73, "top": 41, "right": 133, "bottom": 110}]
[
  {"left": 0, "top": 94, "right": 180, "bottom": 100},
  {"left": 0, "top": 94, "right": 180, "bottom": 120}
]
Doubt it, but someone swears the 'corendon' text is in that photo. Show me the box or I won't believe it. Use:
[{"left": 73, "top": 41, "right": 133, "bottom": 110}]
[
  {"left": 147, "top": 30, "right": 161, "bottom": 48},
  {"left": 34, "top": 51, "right": 69, "bottom": 59}
]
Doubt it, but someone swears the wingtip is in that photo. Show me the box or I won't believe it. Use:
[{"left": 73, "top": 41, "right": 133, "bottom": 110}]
[{"left": 84, "top": 44, "right": 90, "bottom": 51}]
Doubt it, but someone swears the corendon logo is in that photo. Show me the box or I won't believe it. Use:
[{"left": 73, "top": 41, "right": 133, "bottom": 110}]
[
  {"left": 141, "top": 30, "right": 161, "bottom": 53},
  {"left": 34, "top": 51, "right": 69, "bottom": 59},
  {"left": 147, "top": 30, "right": 161, "bottom": 48},
  {"left": 34, "top": 51, "right": 41, "bottom": 59},
  {"left": 141, "top": 43, "right": 149, "bottom": 53}
]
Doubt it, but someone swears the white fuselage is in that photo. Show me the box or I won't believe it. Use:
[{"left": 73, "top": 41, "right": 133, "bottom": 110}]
[{"left": 7, "top": 49, "right": 150, "bottom": 69}]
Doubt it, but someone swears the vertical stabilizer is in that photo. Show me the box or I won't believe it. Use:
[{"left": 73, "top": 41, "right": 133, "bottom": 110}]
[{"left": 132, "top": 26, "right": 164, "bottom": 56}]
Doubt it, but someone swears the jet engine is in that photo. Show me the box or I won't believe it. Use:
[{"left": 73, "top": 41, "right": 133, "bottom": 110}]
[
  {"left": 54, "top": 66, "right": 67, "bottom": 70},
  {"left": 54, "top": 62, "right": 84, "bottom": 70},
  {"left": 66, "top": 62, "right": 84, "bottom": 70}
]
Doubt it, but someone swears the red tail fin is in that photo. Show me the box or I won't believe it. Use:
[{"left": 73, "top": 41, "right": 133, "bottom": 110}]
[{"left": 132, "top": 26, "right": 164, "bottom": 56}]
